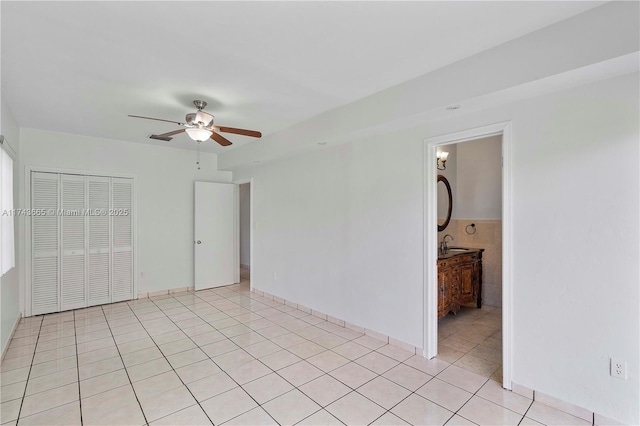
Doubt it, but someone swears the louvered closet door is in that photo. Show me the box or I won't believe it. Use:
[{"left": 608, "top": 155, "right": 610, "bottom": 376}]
[
  {"left": 111, "top": 178, "right": 133, "bottom": 302},
  {"left": 31, "top": 172, "right": 60, "bottom": 315},
  {"left": 87, "top": 177, "right": 111, "bottom": 305},
  {"left": 60, "top": 175, "right": 87, "bottom": 311}
]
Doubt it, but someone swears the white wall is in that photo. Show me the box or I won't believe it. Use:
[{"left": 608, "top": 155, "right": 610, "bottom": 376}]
[
  {"left": 455, "top": 135, "right": 502, "bottom": 220},
  {"left": 0, "top": 97, "right": 22, "bottom": 355},
  {"left": 438, "top": 135, "right": 502, "bottom": 222},
  {"left": 234, "top": 73, "right": 639, "bottom": 424},
  {"left": 19, "top": 129, "right": 232, "bottom": 300},
  {"left": 239, "top": 183, "right": 251, "bottom": 268}
]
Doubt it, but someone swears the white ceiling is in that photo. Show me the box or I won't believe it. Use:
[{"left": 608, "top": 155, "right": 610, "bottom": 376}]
[{"left": 1, "top": 1, "right": 602, "bottom": 153}]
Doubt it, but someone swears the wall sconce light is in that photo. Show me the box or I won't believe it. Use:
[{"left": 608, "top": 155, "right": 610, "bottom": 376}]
[{"left": 437, "top": 151, "right": 449, "bottom": 170}]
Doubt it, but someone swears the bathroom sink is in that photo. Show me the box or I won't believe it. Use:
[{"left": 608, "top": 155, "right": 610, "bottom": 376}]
[{"left": 448, "top": 247, "right": 470, "bottom": 252}]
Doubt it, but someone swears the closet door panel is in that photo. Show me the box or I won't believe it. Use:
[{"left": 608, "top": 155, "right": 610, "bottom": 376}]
[
  {"left": 111, "top": 178, "right": 133, "bottom": 302},
  {"left": 31, "top": 172, "right": 60, "bottom": 315},
  {"left": 87, "top": 177, "right": 111, "bottom": 305},
  {"left": 60, "top": 175, "right": 87, "bottom": 310}
]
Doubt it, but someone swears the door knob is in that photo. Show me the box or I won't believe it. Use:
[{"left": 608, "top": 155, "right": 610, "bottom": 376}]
[{"left": 197, "top": 240, "right": 202, "bottom": 244}]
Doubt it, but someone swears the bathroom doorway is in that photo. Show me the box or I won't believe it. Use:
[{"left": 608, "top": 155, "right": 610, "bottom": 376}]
[
  {"left": 237, "top": 179, "right": 253, "bottom": 289},
  {"left": 437, "top": 135, "right": 504, "bottom": 380},
  {"left": 424, "top": 122, "right": 513, "bottom": 389}
]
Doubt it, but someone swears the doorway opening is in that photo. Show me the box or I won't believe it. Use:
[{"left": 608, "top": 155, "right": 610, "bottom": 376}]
[
  {"left": 424, "top": 122, "right": 513, "bottom": 389},
  {"left": 238, "top": 181, "right": 252, "bottom": 289},
  {"left": 437, "top": 135, "right": 504, "bottom": 381}
]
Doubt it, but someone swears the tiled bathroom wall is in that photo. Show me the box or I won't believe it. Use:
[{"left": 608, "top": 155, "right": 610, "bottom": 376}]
[{"left": 440, "top": 219, "right": 502, "bottom": 307}]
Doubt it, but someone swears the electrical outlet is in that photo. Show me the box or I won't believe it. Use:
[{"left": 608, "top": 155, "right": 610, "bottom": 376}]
[
  {"left": 610, "top": 358, "right": 627, "bottom": 380},
  {"left": 273, "top": 272, "right": 278, "bottom": 281},
  {"left": 140, "top": 272, "right": 145, "bottom": 278}
]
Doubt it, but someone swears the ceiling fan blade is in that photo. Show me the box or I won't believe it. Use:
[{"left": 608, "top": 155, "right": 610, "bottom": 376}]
[
  {"left": 211, "top": 132, "right": 233, "bottom": 146},
  {"left": 216, "top": 126, "right": 262, "bottom": 138},
  {"left": 154, "top": 129, "right": 185, "bottom": 138},
  {"left": 128, "top": 115, "right": 184, "bottom": 125}
]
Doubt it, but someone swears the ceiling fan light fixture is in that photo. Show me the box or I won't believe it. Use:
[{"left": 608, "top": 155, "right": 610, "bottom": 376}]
[
  {"left": 186, "top": 128, "right": 213, "bottom": 142},
  {"left": 194, "top": 110, "right": 214, "bottom": 126}
]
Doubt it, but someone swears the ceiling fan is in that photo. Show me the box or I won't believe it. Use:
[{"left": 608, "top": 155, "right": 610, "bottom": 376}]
[{"left": 128, "top": 100, "right": 261, "bottom": 146}]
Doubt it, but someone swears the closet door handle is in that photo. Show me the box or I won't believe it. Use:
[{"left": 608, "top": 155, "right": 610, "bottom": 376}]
[{"left": 196, "top": 240, "right": 202, "bottom": 244}]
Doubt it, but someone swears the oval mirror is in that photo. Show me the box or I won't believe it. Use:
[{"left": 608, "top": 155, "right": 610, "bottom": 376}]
[{"left": 437, "top": 174, "right": 452, "bottom": 232}]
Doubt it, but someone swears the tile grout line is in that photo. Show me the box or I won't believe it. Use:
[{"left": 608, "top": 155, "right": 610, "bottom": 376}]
[
  {"left": 73, "top": 310, "right": 83, "bottom": 426},
  {"left": 210, "top": 284, "right": 342, "bottom": 425},
  {"left": 442, "top": 362, "right": 531, "bottom": 426},
  {"left": 166, "top": 285, "right": 291, "bottom": 425},
  {"left": 5, "top": 286, "right": 521, "bottom": 426},
  {"left": 168, "top": 284, "right": 337, "bottom": 424},
  {"left": 517, "top": 399, "right": 536, "bottom": 425},
  {"left": 173, "top": 284, "right": 437, "bottom": 425},
  {"left": 125, "top": 289, "right": 270, "bottom": 422},
  {"left": 129, "top": 295, "right": 220, "bottom": 425},
  {"left": 100, "top": 303, "right": 150, "bottom": 426},
  {"left": 81, "top": 300, "right": 426, "bottom": 425},
  {"left": 13, "top": 315, "right": 44, "bottom": 424},
  {"left": 200, "top": 285, "right": 358, "bottom": 423},
  {"left": 192, "top": 284, "right": 391, "bottom": 424}
]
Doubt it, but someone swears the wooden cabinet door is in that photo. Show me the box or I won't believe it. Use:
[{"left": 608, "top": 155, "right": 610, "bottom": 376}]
[
  {"left": 438, "top": 266, "right": 448, "bottom": 317},
  {"left": 460, "top": 262, "right": 474, "bottom": 304},
  {"left": 450, "top": 266, "right": 461, "bottom": 314},
  {"left": 473, "top": 259, "right": 482, "bottom": 308}
]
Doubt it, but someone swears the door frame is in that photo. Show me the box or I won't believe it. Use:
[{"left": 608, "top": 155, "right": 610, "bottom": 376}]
[
  {"left": 423, "top": 121, "right": 513, "bottom": 389},
  {"left": 233, "top": 177, "right": 254, "bottom": 290},
  {"left": 23, "top": 165, "right": 137, "bottom": 317}
]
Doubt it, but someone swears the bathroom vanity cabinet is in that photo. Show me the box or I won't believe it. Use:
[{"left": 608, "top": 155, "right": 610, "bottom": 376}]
[{"left": 437, "top": 248, "right": 484, "bottom": 318}]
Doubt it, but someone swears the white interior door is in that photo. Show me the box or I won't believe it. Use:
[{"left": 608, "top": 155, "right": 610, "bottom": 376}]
[
  {"left": 195, "top": 181, "right": 236, "bottom": 290},
  {"left": 60, "top": 174, "right": 86, "bottom": 311},
  {"left": 111, "top": 178, "right": 134, "bottom": 302},
  {"left": 31, "top": 172, "right": 60, "bottom": 315},
  {"left": 87, "top": 176, "right": 111, "bottom": 305}
]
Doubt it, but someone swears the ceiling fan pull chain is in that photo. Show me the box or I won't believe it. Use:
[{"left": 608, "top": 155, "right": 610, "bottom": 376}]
[{"left": 196, "top": 141, "right": 201, "bottom": 170}]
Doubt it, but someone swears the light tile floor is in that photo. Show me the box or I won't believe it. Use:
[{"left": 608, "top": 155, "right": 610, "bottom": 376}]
[{"left": 1, "top": 276, "right": 590, "bottom": 426}]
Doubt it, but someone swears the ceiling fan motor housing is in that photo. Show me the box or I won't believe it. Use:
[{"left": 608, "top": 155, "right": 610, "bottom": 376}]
[
  {"left": 193, "top": 100, "right": 207, "bottom": 110},
  {"left": 187, "top": 101, "right": 214, "bottom": 127}
]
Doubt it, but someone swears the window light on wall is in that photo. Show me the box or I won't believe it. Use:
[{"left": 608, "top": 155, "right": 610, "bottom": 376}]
[{"left": 0, "top": 135, "right": 15, "bottom": 276}]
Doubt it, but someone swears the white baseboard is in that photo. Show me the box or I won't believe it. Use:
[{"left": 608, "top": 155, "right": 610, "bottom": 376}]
[
  {"left": 252, "top": 287, "right": 422, "bottom": 356},
  {"left": 249, "top": 287, "right": 623, "bottom": 424},
  {"left": 511, "top": 382, "right": 625, "bottom": 425},
  {"left": 1, "top": 313, "right": 23, "bottom": 363},
  {"left": 138, "top": 286, "right": 195, "bottom": 299}
]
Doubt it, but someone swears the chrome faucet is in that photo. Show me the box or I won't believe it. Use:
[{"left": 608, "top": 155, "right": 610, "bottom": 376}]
[{"left": 440, "top": 234, "right": 454, "bottom": 255}]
